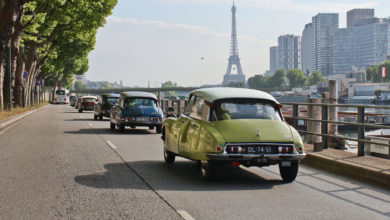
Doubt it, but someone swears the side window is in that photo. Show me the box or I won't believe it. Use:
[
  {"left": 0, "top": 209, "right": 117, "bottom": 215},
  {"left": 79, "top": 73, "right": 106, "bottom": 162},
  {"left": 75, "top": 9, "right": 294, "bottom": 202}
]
[
  {"left": 189, "top": 96, "right": 209, "bottom": 121},
  {"left": 184, "top": 95, "right": 196, "bottom": 116}
]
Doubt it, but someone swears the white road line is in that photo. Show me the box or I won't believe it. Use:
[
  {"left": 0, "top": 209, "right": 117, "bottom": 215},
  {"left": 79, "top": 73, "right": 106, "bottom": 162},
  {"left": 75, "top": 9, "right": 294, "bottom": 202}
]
[
  {"left": 0, "top": 121, "right": 20, "bottom": 136},
  {"left": 105, "top": 140, "right": 118, "bottom": 150},
  {"left": 177, "top": 210, "right": 195, "bottom": 220},
  {"left": 88, "top": 122, "right": 93, "bottom": 127}
]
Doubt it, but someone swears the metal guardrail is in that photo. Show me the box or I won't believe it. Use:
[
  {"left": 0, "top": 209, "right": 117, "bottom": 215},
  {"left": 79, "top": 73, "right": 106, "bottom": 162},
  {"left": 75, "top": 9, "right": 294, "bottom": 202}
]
[
  {"left": 282, "top": 102, "right": 390, "bottom": 158},
  {"left": 157, "top": 99, "right": 390, "bottom": 158}
]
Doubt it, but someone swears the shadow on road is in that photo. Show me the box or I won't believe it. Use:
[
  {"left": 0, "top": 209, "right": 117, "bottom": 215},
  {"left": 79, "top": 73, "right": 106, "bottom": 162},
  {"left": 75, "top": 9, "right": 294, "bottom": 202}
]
[
  {"left": 74, "top": 161, "right": 282, "bottom": 191},
  {"left": 63, "top": 118, "right": 95, "bottom": 122},
  {"left": 64, "top": 128, "right": 154, "bottom": 135}
]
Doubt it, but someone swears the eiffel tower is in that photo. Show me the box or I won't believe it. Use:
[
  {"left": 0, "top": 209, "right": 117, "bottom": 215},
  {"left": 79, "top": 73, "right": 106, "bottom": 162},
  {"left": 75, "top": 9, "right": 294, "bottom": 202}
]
[{"left": 222, "top": 2, "right": 246, "bottom": 86}]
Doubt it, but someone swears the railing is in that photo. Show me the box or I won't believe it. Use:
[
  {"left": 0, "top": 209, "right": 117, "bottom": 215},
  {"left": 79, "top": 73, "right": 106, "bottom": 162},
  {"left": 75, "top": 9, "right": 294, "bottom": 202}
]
[
  {"left": 282, "top": 102, "right": 390, "bottom": 158},
  {"left": 158, "top": 99, "right": 390, "bottom": 159}
]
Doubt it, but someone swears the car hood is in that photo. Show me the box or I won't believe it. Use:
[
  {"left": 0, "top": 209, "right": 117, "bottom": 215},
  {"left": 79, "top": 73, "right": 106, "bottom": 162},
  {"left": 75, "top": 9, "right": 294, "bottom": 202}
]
[
  {"left": 122, "top": 106, "right": 162, "bottom": 117},
  {"left": 213, "top": 119, "right": 293, "bottom": 143}
]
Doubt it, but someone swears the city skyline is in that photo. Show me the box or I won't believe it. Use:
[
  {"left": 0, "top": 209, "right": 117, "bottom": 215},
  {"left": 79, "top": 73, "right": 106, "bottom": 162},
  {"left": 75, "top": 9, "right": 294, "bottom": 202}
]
[{"left": 86, "top": 0, "right": 390, "bottom": 87}]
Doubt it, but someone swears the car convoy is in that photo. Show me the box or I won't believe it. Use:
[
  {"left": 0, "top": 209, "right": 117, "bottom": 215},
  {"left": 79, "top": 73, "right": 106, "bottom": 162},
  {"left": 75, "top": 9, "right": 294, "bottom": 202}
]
[{"left": 68, "top": 88, "right": 305, "bottom": 182}]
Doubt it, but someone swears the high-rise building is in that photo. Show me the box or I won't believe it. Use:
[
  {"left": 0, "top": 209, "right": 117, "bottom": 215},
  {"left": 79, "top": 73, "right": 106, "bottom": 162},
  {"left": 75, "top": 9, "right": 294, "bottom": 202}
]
[
  {"left": 277, "top": 35, "right": 301, "bottom": 70},
  {"left": 334, "top": 18, "right": 390, "bottom": 74},
  {"left": 269, "top": 46, "right": 278, "bottom": 74},
  {"left": 312, "top": 13, "right": 339, "bottom": 77},
  {"left": 347, "top": 9, "right": 374, "bottom": 28},
  {"left": 301, "top": 23, "right": 313, "bottom": 75}
]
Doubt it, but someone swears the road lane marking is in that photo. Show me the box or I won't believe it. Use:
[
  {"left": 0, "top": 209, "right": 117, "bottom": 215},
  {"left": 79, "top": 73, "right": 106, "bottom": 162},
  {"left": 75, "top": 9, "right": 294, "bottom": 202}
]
[
  {"left": 177, "top": 210, "right": 195, "bottom": 220},
  {"left": 88, "top": 122, "right": 93, "bottom": 127},
  {"left": 105, "top": 140, "right": 117, "bottom": 150}
]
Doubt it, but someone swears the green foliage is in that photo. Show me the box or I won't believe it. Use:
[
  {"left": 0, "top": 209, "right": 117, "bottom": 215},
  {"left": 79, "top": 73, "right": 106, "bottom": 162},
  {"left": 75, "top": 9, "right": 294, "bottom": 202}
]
[
  {"left": 286, "top": 69, "right": 306, "bottom": 89},
  {"left": 248, "top": 75, "right": 268, "bottom": 89},
  {"left": 306, "top": 71, "right": 325, "bottom": 86},
  {"left": 366, "top": 65, "right": 377, "bottom": 82},
  {"left": 374, "top": 89, "right": 383, "bottom": 97},
  {"left": 162, "top": 81, "right": 178, "bottom": 88},
  {"left": 226, "top": 81, "right": 246, "bottom": 88},
  {"left": 269, "top": 69, "right": 287, "bottom": 88}
]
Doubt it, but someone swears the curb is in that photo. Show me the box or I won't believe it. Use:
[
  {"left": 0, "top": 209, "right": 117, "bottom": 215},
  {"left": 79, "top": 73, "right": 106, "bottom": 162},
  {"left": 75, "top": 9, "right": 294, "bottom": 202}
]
[
  {"left": 301, "top": 153, "right": 390, "bottom": 190},
  {"left": 0, "top": 104, "right": 50, "bottom": 129}
]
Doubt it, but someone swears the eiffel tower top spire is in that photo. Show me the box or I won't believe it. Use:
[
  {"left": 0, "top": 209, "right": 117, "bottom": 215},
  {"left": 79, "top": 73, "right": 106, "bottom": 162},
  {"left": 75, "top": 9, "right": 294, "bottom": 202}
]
[{"left": 222, "top": 2, "right": 246, "bottom": 85}]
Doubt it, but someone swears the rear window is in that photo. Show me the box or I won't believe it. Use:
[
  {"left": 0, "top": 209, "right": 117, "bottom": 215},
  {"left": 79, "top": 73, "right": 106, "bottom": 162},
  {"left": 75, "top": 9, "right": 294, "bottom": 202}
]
[
  {"left": 83, "top": 98, "right": 96, "bottom": 102},
  {"left": 214, "top": 99, "right": 281, "bottom": 121},
  {"left": 56, "top": 90, "right": 65, "bottom": 95},
  {"left": 105, "top": 97, "right": 119, "bottom": 105},
  {"left": 124, "top": 97, "right": 157, "bottom": 107}
]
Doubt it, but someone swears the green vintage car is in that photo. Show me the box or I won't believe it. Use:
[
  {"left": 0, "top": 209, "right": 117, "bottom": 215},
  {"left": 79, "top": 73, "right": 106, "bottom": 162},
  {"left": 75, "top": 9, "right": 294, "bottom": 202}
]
[{"left": 161, "top": 87, "right": 306, "bottom": 182}]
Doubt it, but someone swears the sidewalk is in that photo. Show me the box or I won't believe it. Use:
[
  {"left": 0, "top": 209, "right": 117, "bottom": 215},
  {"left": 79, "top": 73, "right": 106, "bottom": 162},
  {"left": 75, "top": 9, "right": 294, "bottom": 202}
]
[
  {"left": 0, "top": 104, "right": 49, "bottom": 130},
  {"left": 302, "top": 144, "right": 390, "bottom": 189}
]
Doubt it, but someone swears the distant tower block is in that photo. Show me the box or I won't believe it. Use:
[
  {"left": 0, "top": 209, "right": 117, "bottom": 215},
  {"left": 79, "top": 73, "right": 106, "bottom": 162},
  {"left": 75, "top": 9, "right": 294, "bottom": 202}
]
[{"left": 222, "top": 2, "right": 246, "bottom": 85}]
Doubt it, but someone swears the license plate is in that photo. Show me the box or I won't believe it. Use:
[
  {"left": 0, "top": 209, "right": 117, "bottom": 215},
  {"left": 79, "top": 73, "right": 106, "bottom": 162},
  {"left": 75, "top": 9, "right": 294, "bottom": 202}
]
[
  {"left": 245, "top": 146, "right": 275, "bottom": 154},
  {"left": 135, "top": 117, "right": 150, "bottom": 122}
]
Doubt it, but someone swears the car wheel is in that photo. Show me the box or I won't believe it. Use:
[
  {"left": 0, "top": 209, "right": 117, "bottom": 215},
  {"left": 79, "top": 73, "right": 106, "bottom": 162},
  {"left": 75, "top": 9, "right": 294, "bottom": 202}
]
[
  {"left": 99, "top": 115, "right": 103, "bottom": 120},
  {"left": 94, "top": 115, "right": 97, "bottom": 120},
  {"left": 79, "top": 109, "right": 82, "bottom": 113},
  {"left": 279, "top": 161, "right": 299, "bottom": 183},
  {"left": 164, "top": 148, "right": 175, "bottom": 164},
  {"left": 110, "top": 122, "right": 115, "bottom": 130},
  {"left": 119, "top": 124, "right": 125, "bottom": 133},
  {"left": 200, "top": 160, "right": 216, "bottom": 181},
  {"left": 156, "top": 125, "right": 162, "bottom": 134}
]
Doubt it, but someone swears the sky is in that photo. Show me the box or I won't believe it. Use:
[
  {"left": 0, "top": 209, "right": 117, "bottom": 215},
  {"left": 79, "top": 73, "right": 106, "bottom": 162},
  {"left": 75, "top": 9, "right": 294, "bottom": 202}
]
[{"left": 85, "top": 0, "right": 389, "bottom": 87}]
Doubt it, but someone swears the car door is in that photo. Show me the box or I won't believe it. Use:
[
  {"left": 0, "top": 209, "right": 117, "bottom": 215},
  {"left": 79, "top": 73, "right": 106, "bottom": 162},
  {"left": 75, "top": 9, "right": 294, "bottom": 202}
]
[
  {"left": 179, "top": 95, "right": 205, "bottom": 154},
  {"left": 177, "top": 95, "right": 196, "bottom": 154}
]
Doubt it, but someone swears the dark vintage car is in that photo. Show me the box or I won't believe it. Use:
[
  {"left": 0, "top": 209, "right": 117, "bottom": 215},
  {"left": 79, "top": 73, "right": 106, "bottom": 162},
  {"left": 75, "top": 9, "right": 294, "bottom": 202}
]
[
  {"left": 77, "top": 96, "right": 97, "bottom": 113},
  {"left": 94, "top": 93, "right": 120, "bottom": 120},
  {"left": 110, "top": 92, "right": 163, "bottom": 133}
]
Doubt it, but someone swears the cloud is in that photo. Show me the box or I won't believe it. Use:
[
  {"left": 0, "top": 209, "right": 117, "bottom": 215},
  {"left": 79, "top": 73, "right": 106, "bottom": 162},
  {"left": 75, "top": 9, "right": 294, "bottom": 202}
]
[
  {"left": 158, "top": 0, "right": 378, "bottom": 14},
  {"left": 86, "top": 16, "right": 271, "bottom": 87}
]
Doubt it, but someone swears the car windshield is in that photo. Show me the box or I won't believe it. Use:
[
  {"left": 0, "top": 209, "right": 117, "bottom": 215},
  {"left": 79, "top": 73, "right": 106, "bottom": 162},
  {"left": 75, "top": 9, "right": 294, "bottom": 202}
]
[
  {"left": 56, "top": 90, "right": 65, "bottom": 95},
  {"left": 105, "top": 97, "right": 119, "bottom": 105},
  {"left": 124, "top": 97, "right": 156, "bottom": 107},
  {"left": 83, "top": 98, "right": 96, "bottom": 102},
  {"left": 214, "top": 100, "right": 281, "bottom": 121}
]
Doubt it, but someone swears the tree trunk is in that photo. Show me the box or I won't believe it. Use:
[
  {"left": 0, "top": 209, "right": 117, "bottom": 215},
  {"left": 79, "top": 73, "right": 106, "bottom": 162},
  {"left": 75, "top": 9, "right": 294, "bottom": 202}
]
[
  {"left": 0, "top": 59, "right": 3, "bottom": 111},
  {"left": 52, "top": 74, "right": 61, "bottom": 103},
  {"left": 3, "top": 45, "right": 12, "bottom": 110},
  {"left": 14, "top": 46, "right": 24, "bottom": 107}
]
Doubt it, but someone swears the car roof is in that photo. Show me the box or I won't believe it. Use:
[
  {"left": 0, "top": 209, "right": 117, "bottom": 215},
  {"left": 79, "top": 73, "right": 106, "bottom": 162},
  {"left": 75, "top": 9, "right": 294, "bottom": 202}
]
[
  {"left": 100, "top": 93, "right": 120, "bottom": 98},
  {"left": 121, "top": 91, "right": 157, "bottom": 100},
  {"left": 191, "top": 87, "right": 279, "bottom": 104}
]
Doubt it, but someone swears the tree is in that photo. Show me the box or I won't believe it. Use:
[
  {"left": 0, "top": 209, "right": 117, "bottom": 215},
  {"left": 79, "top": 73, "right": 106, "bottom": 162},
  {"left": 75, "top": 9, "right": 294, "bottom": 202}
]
[
  {"left": 268, "top": 69, "right": 287, "bottom": 89},
  {"left": 74, "top": 81, "right": 89, "bottom": 90},
  {"left": 162, "top": 81, "right": 177, "bottom": 96},
  {"left": 366, "top": 65, "right": 377, "bottom": 82},
  {"left": 226, "top": 81, "right": 245, "bottom": 88},
  {"left": 248, "top": 75, "right": 268, "bottom": 89},
  {"left": 306, "top": 71, "right": 325, "bottom": 86},
  {"left": 286, "top": 69, "right": 306, "bottom": 89}
]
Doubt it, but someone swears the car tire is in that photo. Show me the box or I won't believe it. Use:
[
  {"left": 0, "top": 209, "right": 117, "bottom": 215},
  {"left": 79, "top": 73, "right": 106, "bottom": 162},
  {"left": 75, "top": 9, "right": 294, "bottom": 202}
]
[
  {"left": 79, "top": 109, "right": 82, "bottom": 113},
  {"left": 99, "top": 115, "right": 103, "bottom": 120},
  {"left": 110, "top": 122, "right": 115, "bottom": 130},
  {"left": 164, "top": 148, "right": 175, "bottom": 164},
  {"left": 200, "top": 160, "right": 216, "bottom": 181},
  {"left": 279, "top": 161, "right": 299, "bottom": 183},
  {"left": 119, "top": 124, "right": 125, "bottom": 133},
  {"left": 156, "top": 125, "right": 162, "bottom": 134},
  {"left": 94, "top": 115, "right": 97, "bottom": 120}
]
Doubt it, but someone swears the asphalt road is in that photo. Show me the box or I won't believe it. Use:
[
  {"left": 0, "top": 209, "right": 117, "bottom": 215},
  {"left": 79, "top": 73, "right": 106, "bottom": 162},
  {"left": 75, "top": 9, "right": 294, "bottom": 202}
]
[{"left": 0, "top": 104, "right": 389, "bottom": 220}]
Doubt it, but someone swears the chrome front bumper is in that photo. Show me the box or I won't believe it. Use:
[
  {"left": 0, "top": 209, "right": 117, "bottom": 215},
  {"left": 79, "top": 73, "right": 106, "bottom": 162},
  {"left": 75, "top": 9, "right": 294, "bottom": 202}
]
[{"left": 206, "top": 152, "right": 306, "bottom": 161}]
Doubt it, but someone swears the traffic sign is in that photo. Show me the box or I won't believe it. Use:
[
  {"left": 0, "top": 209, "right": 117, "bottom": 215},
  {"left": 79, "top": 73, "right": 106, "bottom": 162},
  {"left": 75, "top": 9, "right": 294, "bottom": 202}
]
[
  {"left": 23, "top": 71, "right": 28, "bottom": 79},
  {"left": 35, "top": 81, "right": 40, "bottom": 86}
]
